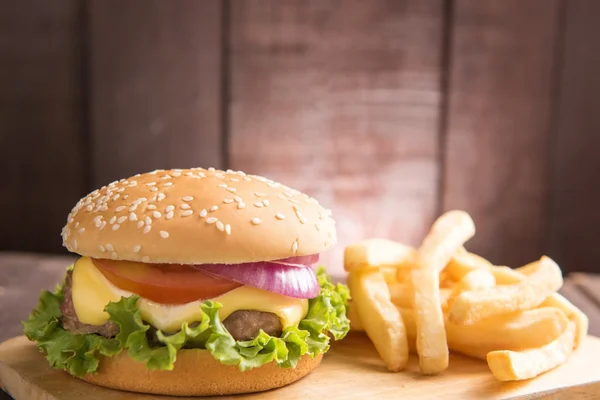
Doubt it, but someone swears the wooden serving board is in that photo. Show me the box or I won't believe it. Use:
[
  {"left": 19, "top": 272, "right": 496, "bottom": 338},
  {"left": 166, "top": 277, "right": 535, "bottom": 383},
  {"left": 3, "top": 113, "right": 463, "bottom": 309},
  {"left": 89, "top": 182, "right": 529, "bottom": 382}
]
[{"left": 2, "top": 333, "right": 600, "bottom": 400}]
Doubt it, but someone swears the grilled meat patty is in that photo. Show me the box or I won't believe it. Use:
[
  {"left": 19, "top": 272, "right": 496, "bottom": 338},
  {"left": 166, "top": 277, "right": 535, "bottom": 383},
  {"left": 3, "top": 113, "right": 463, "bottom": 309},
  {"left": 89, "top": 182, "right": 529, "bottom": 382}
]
[
  {"left": 60, "top": 271, "right": 119, "bottom": 337},
  {"left": 59, "top": 271, "right": 283, "bottom": 341}
]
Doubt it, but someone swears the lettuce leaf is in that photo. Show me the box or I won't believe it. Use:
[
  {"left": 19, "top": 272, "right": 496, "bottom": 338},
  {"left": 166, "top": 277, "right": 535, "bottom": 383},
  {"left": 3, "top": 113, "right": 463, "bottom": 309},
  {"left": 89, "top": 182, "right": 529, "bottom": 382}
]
[{"left": 23, "top": 267, "right": 349, "bottom": 377}]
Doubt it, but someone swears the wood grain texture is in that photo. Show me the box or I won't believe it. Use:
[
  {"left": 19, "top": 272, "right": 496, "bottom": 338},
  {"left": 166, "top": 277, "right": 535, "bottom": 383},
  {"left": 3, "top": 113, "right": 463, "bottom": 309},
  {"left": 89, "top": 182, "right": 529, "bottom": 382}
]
[
  {"left": 546, "top": 0, "right": 600, "bottom": 274},
  {"left": 0, "top": 0, "right": 87, "bottom": 253},
  {"left": 2, "top": 333, "right": 600, "bottom": 399},
  {"left": 442, "top": 0, "right": 560, "bottom": 267},
  {"left": 89, "top": 0, "right": 224, "bottom": 188},
  {"left": 229, "top": 0, "right": 444, "bottom": 276}
]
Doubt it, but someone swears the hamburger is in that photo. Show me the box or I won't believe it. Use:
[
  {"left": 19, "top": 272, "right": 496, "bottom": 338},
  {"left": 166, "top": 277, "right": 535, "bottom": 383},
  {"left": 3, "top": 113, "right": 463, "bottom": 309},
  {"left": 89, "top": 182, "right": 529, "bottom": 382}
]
[{"left": 24, "top": 168, "right": 349, "bottom": 396}]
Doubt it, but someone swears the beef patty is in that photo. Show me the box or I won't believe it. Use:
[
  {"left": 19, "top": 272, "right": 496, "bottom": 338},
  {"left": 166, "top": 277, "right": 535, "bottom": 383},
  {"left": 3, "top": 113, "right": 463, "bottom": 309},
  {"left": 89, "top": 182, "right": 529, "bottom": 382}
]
[{"left": 59, "top": 270, "right": 282, "bottom": 341}]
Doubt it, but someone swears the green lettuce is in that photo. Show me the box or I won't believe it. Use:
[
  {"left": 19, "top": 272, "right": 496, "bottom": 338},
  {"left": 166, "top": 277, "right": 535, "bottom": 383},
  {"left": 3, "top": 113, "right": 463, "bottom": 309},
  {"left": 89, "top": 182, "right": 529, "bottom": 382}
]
[{"left": 23, "top": 267, "right": 349, "bottom": 377}]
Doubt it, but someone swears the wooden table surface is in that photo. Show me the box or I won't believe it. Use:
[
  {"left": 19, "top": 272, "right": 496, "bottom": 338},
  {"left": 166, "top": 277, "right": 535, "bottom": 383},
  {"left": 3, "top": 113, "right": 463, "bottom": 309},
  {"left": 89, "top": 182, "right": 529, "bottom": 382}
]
[{"left": 1, "top": 252, "right": 600, "bottom": 400}]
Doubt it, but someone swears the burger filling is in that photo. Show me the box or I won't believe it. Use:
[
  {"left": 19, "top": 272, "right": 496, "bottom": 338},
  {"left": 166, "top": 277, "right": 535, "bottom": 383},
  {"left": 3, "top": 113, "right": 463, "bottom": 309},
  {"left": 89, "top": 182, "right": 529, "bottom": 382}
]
[
  {"left": 24, "top": 256, "right": 350, "bottom": 377},
  {"left": 60, "top": 269, "right": 283, "bottom": 341}
]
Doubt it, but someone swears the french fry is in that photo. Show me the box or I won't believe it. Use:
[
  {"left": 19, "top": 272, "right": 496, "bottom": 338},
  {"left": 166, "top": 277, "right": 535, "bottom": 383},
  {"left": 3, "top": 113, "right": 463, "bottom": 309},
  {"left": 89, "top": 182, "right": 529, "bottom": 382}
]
[
  {"left": 344, "top": 238, "right": 416, "bottom": 273},
  {"left": 449, "top": 256, "right": 563, "bottom": 324},
  {"left": 540, "top": 294, "right": 589, "bottom": 349},
  {"left": 447, "top": 269, "right": 496, "bottom": 308},
  {"left": 412, "top": 210, "right": 476, "bottom": 374},
  {"left": 445, "top": 248, "right": 494, "bottom": 281},
  {"left": 347, "top": 271, "right": 409, "bottom": 371},
  {"left": 388, "top": 283, "right": 452, "bottom": 311},
  {"left": 347, "top": 301, "right": 365, "bottom": 332},
  {"left": 446, "top": 253, "right": 588, "bottom": 348},
  {"left": 388, "top": 282, "right": 412, "bottom": 308},
  {"left": 447, "top": 307, "right": 569, "bottom": 359},
  {"left": 486, "top": 322, "right": 576, "bottom": 381}
]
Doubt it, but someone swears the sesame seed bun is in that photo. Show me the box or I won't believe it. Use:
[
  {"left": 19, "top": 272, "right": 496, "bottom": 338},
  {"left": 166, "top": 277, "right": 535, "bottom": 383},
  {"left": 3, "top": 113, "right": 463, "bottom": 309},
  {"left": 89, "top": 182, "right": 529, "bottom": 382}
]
[
  {"left": 80, "top": 349, "right": 322, "bottom": 396},
  {"left": 61, "top": 168, "right": 336, "bottom": 264}
]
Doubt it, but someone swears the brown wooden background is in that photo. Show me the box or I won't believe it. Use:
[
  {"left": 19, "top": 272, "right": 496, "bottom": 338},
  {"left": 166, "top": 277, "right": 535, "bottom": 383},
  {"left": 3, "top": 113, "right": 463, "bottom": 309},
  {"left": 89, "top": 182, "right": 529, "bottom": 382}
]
[{"left": 1, "top": 0, "right": 599, "bottom": 276}]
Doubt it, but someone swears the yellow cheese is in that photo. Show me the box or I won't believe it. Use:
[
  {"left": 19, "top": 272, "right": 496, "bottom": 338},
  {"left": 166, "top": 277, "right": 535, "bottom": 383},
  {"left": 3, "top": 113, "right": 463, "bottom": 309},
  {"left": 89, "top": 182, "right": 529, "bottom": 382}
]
[{"left": 71, "top": 257, "right": 308, "bottom": 333}]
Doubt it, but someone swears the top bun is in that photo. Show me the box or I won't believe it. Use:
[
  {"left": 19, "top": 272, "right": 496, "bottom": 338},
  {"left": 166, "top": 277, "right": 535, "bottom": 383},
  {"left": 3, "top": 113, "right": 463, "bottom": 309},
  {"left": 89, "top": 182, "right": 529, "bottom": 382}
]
[{"left": 61, "top": 168, "right": 336, "bottom": 264}]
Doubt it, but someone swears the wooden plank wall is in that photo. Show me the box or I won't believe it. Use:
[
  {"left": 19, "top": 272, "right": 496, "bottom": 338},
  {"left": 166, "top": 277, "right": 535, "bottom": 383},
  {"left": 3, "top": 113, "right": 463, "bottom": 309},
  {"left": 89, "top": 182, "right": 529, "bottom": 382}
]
[
  {"left": 1, "top": 0, "right": 599, "bottom": 274},
  {"left": 442, "top": 0, "right": 561, "bottom": 267},
  {"left": 0, "top": 0, "right": 87, "bottom": 253},
  {"left": 229, "top": 0, "right": 444, "bottom": 271}
]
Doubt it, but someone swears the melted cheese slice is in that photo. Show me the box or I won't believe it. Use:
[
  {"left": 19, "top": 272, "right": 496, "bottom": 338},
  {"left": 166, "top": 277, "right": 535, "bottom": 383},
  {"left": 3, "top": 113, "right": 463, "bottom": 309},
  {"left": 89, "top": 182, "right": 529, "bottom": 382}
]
[{"left": 71, "top": 257, "right": 308, "bottom": 333}]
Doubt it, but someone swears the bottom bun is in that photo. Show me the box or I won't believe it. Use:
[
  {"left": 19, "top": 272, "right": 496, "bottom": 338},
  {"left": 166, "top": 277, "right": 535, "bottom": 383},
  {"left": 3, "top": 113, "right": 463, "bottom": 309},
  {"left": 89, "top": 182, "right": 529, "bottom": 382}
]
[{"left": 79, "top": 349, "right": 322, "bottom": 396}]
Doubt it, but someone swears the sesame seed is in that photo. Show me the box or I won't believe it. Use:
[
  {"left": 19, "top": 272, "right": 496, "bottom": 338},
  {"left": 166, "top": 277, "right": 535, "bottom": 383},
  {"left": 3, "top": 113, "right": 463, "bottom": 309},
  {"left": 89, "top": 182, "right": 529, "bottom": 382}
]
[
  {"left": 111, "top": 252, "right": 118, "bottom": 259},
  {"left": 253, "top": 202, "right": 264, "bottom": 208},
  {"left": 210, "top": 205, "right": 219, "bottom": 212},
  {"left": 86, "top": 204, "right": 93, "bottom": 211},
  {"left": 147, "top": 204, "right": 157, "bottom": 210},
  {"left": 292, "top": 241, "right": 298, "bottom": 252},
  {"left": 160, "top": 174, "right": 171, "bottom": 180},
  {"left": 94, "top": 216, "right": 102, "bottom": 227},
  {"left": 98, "top": 245, "right": 106, "bottom": 252},
  {"left": 112, "top": 224, "right": 120, "bottom": 231},
  {"left": 109, "top": 216, "right": 117, "bottom": 224},
  {"left": 129, "top": 204, "right": 138, "bottom": 212},
  {"left": 254, "top": 192, "right": 267, "bottom": 197},
  {"left": 99, "top": 221, "right": 107, "bottom": 230},
  {"left": 199, "top": 209, "right": 208, "bottom": 217},
  {"left": 133, "top": 245, "right": 141, "bottom": 253},
  {"left": 288, "top": 198, "right": 299, "bottom": 204},
  {"left": 157, "top": 193, "right": 166, "bottom": 201},
  {"left": 160, "top": 230, "right": 169, "bottom": 239},
  {"left": 145, "top": 216, "right": 152, "bottom": 226},
  {"left": 225, "top": 224, "right": 231, "bottom": 235},
  {"left": 244, "top": 177, "right": 252, "bottom": 181},
  {"left": 218, "top": 184, "right": 228, "bottom": 188},
  {"left": 198, "top": 172, "right": 206, "bottom": 178},
  {"left": 129, "top": 212, "right": 138, "bottom": 221},
  {"left": 251, "top": 218, "right": 262, "bottom": 225},
  {"left": 206, "top": 217, "right": 218, "bottom": 224},
  {"left": 263, "top": 200, "right": 270, "bottom": 206},
  {"left": 300, "top": 217, "right": 307, "bottom": 224},
  {"left": 234, "top": 196, "right": 243, "bottom": 203},
  {"left": 172, "top": 172, "right": 181, "bottom": 177},
  {"left": 238, "top": 202, "right": 246, "bottom": 209},
  {"left": 112, "top": 194, "right": 120, "bottom": 201},
  {"left": 129, "top": 180, "right": 137, "bottom": 187},
  {"left": 137, "top": 221, "right": 144, "bottom": 228},
  {"left": 163, "top": 182, "right": 173, "bottom": 187},
  {"left": 216, "top": 221, "right": 225, "bottom": 231},
  {"left": 106, "top": 244, "right": 114, "bottom": 251},
  {"left": 226, "top": 187, "right": 237, "bottom": 193},
  {"left": 315, "top": 223, "right": 321, "bottom": 231},
  {"left": 226, "top": 169, "right": 235, "bottom": 174},
  {"left": 237, "top": 171, "right": 246, "bottom": 176},
  {"left": 72, "top": 239, "right": 78, "bottom": 250},
  {"left": 153, "top": 211, "right": 162, "bottom": 219},
  {"left": 141, "top": 256, "right": 150, "bottom": 263},
  {"left": 208, "top": 167, "right": 216, "bottom": 172},
  {"left": 118, "top": 216, "right": 127, "bottom": 224},
  {"left": 181, "top": 203, "right": 191, "bottom": 210},
  {"left": 143, "top": 226, "right": 152, "bottom": 234},
  {"left": 230, "top": 178, "right": 240, "bottom": 182},
  {"left": 166, "top": 205, "right": 175, "bottom": 212},
  {"left": 278, "top": 194, "right": 287, "bottom": 200},
  {"left": 216, "top": 173, "right": 225, "bottom": 179},
  {"left": 116, "top": 205, "right": 126, "bottom": 212},
  {"left": 276, "top": 213, "right": 286, "bottom": 220},
  {"left": 182, "top": 196, "right": 194, "bottom": 201},
  {"left": 182, "top": 210, "right": 193, "bottom": 217},
  {"left": 292, "top": 204, "right": 299, "bottom": 211},
  {"left": 166, "top": 211, "right": 174, "bottom": 219},
  {"left": 223, "top": 198, "right": 234, "bottom": 204},
  {"left": 123, "top": 194, "right": 129, "bottom": 199}
]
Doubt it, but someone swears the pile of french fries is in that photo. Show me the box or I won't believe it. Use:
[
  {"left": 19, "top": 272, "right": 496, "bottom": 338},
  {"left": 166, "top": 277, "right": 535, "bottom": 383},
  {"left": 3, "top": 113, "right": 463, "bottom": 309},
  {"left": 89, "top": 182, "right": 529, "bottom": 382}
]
[{"left": 345, "top": 210, "right": 588, "bottom": 381}]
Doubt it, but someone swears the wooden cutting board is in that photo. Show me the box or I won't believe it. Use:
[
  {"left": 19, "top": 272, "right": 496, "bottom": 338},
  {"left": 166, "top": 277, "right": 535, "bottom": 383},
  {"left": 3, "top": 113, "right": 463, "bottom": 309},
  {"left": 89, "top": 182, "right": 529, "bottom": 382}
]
[{"left": 1, "top": 333, "right": 600, "bottom": 400}]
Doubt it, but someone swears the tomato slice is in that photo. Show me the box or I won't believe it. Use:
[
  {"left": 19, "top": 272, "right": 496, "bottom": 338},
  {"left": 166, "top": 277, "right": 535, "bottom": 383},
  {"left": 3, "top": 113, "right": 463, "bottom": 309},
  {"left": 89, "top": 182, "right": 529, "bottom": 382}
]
[{"left": 93, "top": 259, "right": 242, "bottom": 304}]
